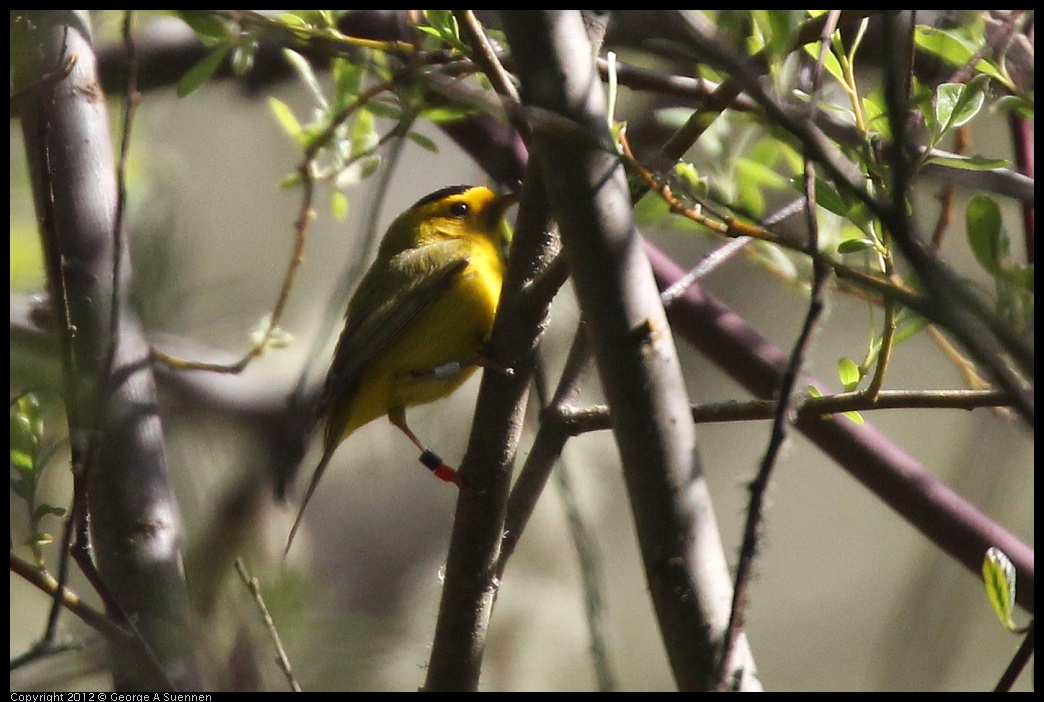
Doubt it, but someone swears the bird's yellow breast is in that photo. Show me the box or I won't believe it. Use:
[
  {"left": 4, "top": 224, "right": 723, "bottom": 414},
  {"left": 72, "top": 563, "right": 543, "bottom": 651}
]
[{"left": 337, "top": 234, "right": 505, "bottom": 440}]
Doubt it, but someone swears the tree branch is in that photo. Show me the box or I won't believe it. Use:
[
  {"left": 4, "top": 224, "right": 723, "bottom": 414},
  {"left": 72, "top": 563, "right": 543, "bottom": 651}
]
[
  {"left": 501, "top": 11, "right": 759, "bottom": 691},
  {"left": 14, "top": 10, "right": 201, "bottom": 691}
]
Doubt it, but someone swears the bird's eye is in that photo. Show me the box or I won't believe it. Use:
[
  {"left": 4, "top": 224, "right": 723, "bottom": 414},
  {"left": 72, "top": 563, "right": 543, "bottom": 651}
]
[{"left": 449, "top": 201, "right": 469, "bottom": 218}]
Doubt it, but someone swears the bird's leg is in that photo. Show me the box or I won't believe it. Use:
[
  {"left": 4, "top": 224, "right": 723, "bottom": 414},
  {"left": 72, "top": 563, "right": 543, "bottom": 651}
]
[
  {"left": 472, "top": 355, "right": 514, "bottom": 376},
  {"left": 388, "top": 407, "right": 460, "bottom": 486},
  {"left": 408, "top": 354, "right": 514, "bottom": 380}
]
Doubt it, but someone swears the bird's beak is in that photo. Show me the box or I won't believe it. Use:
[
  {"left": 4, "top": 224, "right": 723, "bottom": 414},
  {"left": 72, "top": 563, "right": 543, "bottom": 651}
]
[
  {"left": 490, "top": 191, "right": 518, "bottom": 258},
  {"left": 495, "top": 191, "right": 520, "bottom": 217}
]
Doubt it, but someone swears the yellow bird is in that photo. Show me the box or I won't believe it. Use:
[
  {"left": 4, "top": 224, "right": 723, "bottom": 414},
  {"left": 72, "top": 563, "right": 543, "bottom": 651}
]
[{"left": 286, "top": 185, "right": 516, "bottom": 550}]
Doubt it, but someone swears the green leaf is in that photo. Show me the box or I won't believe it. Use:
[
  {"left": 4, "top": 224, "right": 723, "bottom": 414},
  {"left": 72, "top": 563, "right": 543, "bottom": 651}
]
[
  {"left": 672, "top": 161, "right": 706, "bottom": 198},
  {"left": 924, "top": 154, "right": 1010, "bottom": 172},
  {"left": 177, "top": 46, "right": 229, "bottom": 98},
  {"left": 966, "top": 194, "right": 1009, "bottom": 274},
  {"left": 330, "top": 191, "right": 350, "bottom": 222},
  {"left": 322, "top": 10, "right": 343, "bottom": 28},
  {"left": 734, "top": 140, "right": 793, "bottom": 216},
  {"left": 10, "top": 447, "right": 33, "bottom": 475},
  {"left": 736, "top": 156, "right": 789, "bottom": 192},
  {"left": 915, "top": 26, "right": 976, "bottom": 67},
  {"left": 421, "top": 104, "right": 480, "bottom": 123},
  {"left": 422, "top": 9, "right": 455, "bottom": 34},
  {"left": 19, "top": 393, "right": 41, "bottom": 434},
  {"left": 357, "top": 155, "right": 382, "bottom": 180},
  {"left": 231, "top": 38, "right": 259, "bottom": 77},
  {"left": 842, "top": 410, "right": 864, "bottom": 425},
  {"left": 407, "top": 131, "right": 439, "bottom": 153},
  {"left": 349, "top": 108, "right": 378, "bottom": 157},
  {"left": 332, "top": 58, "right": 364, "bottom": 113},
  {"left": 892, "top": 308, "right": 930, "bottom": 345},
  {"left": 282, "top": 49, "right": 327, "bottom": 110},
  {"left": 277, "top": 12, "right": 309, "bottom": 30},
  {"left": 750, "top": 10, "right": 800, "bottom": 61},
  {"left": 914, "top": 27, "right": 1009, "bottom": 86},
  {"left": 10, "top": 394, "right": 43, "bottom": 500},
  {"left": 10, "top": 395, "right": 41, "bottom": 472},
  {"left": 282, "top": 10, "right": 325, "bottom": 28},
  {"left": 420, "top": 10, "right": 469, "bottom": 54},
  {"left": 800, "top": 176, "right": 847, "bottom": 218},
  {"left": 802, "top": 41, "right": 845, "bottom": 84},
  {"left": 861, "top": 95, "right": 890, "bottom": 137},
  {"left": 935, "top": 78, "right": 987, "bottom": 134},
  {"left": 366, "top": 100, "right": 404, "bottom": 121},
  {"left": 838, "top": 357, "right": 861, "bottom": 391},
  {"left": 837, "top": 238, "right": 877, "bottom": 255},
  {"left": 175, "top": 11, "right": 229, "bottom": 45},
  {"left": 982, "top": 547, "right": 1020, "bottom": 632},
  {"left": 268, "top": 97, "right": 305, "bottom": 149},
  {"left": 820, "top": 45, "right": 846, "bottom": 86},
  {"left": 934, "top": 83, "right": 965, "bottom": 131},
  {"left": 800, "top": 176, "right": 875, "bottom": 240},
  {"left": 278, "top": 171, "right": 304, "bottom": 189},
  {"left": 994, "top": 94, "right": 1034, "bottom": 119}
]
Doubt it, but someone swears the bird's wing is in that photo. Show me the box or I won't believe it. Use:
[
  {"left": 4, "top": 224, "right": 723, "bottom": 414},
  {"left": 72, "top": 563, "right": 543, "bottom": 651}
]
[{"left": 318, "top": 240, "right": 470, "bottom": 417}]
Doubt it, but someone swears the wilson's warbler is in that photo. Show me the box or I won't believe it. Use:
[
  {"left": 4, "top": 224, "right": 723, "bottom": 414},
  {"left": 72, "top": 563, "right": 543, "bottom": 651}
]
[{"left": 286, "top": 185, "right": 516, "bottom": 549}]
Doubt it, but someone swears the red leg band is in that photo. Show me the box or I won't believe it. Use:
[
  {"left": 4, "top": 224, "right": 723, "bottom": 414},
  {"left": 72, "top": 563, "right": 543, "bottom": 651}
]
[{"left": 420, "top": 449, "right": 458, "bottom": 483}]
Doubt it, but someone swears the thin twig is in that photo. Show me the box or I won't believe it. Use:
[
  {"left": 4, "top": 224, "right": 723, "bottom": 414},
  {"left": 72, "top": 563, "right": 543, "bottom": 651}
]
[
  {"left": 10, "top": 552, "right": 137, "bottom": 649},
  {"left": 717, "top": 13, "right": 839, "bottom": 687},
  {"left": 453, "top": 11, "right": 518, "bottom": 102},
  {"left": 551, "top": 388, "right": 1015, "bottom": 435},
  {"left": 235, "top": 558, "right": 301, "bottom": 692},
  {"left": 993, "top": 621, "right": 1034, "bottom": 692}
]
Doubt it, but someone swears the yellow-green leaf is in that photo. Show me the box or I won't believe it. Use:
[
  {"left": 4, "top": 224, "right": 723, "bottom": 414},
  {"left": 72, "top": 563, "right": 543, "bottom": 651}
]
[
  {"left": 802, "top": 41, "right": 845, "bottom": 84},
  {"left": 330, "top": 191, "right": 349, "bottom": 222},
  {"left": 175, "top": 11, "right": 229, "bottom": 45},
  {"left": 838, "top": 357, "right": 861, "bottom": 391},
  {"left": 269, "top": 97, "right": 306, "bottom": 150},
  {"left": 982, "top": 547, "right": 1019, "bottom": 632},
  {"left": 177, "top": 45, "right": 229, "bottom": 98}
]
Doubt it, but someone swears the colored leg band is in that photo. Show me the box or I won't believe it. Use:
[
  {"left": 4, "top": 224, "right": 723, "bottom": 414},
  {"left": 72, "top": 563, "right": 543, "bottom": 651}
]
[{"left": 420, "top": 449, "right": 458, "bottom": 483}]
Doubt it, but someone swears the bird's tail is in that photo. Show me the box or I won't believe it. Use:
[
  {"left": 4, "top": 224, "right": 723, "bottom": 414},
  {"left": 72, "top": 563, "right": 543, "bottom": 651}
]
[{"left": 283, "top": 443, "right": 336, "bottom": 556}]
